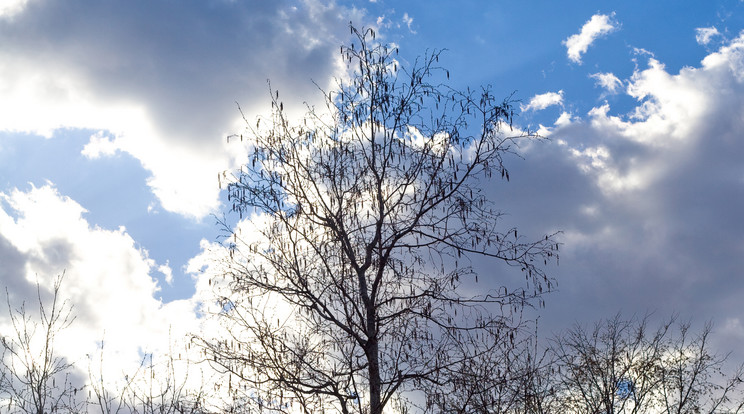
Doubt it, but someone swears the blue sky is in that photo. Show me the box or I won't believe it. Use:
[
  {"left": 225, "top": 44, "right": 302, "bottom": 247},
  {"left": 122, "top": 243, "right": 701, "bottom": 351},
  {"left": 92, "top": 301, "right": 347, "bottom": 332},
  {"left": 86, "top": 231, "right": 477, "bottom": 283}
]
[{"left": 2, "top": 0, "right": 744, "bottom": 386}]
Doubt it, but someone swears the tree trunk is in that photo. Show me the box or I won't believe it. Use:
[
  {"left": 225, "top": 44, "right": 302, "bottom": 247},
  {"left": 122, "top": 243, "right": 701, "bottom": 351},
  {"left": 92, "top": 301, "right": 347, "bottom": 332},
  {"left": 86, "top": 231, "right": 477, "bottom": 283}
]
[
  {"left": 366, "top": 289, "right": 382, "bottom": 414},
  {"left": 367, "top": 336, "right": 382, "bottom": 414}
]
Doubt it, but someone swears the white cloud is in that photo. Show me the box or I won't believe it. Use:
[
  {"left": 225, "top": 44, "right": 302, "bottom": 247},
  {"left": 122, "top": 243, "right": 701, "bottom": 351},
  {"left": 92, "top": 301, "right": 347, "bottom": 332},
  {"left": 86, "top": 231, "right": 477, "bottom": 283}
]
[
  {"left": 696, "top": 26, "right": 721, "bottom": 45},
  {"left": 81, "top": 131, "right": 119, "bottom": 159},
  {"left": 159, "top": 261, "right": 174, "bottom": 285},
  {"left": 402, "top": 13, "right": 416, "bottom": 33},
  {"left": 590, "top": 72, "right": 623, "bottom": 94},
  {"left": 521, "top": 90, "right": 564, "bottom": 111},
  {"left": 554, "top": 111, "right": 573, "bottom": 127},
  {"left": 0, "top": 184, "right": 201, "bottom": 384},
  {"left": 0, "top": 0, "right": 29, "bottom": 19},
  {"left": 563, "top": 13, "right": 617, "bottom": 64},
  {"left": 625, "top": 58, "right": 709, "bottom": 140},
  {"left": 0, "top": 1, "right": 365, "bottom": 220},
  {"left": 632, "top": 47, "right": 655, "bottom": 58},
  {"left": 700, "top": 35, "right": 744, "bottom": 81}
]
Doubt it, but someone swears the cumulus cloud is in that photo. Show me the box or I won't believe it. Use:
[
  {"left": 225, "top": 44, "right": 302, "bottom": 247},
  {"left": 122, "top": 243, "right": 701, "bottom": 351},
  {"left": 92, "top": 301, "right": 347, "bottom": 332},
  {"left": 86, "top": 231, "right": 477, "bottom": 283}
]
[
  {"left": 696, "top": 26, "right": 721, "bottom": 45},
  {"left": 0, "top": 0, "right": 366, "bottom": 219},
  {"left": 521, "top": 90, "right": 564, "bottom": 111},
  {"left": 517, "top": 33, "right": 744, "bottom": 336},
  {"left": 0, "top": 184, "right": 200, "bottom": 382},
  {"left": 590, "top": 72, "right": 623, "bottom": 94},
  {"left": 563, "top": 13, "right": 617, "bottom": 64}
]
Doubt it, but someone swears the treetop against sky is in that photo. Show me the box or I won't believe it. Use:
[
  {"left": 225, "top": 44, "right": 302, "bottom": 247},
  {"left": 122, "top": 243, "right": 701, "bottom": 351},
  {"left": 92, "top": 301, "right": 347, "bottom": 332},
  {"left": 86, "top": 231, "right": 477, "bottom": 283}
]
[{"left": 1, "top": 0, "right": 744, "bottom": 410}]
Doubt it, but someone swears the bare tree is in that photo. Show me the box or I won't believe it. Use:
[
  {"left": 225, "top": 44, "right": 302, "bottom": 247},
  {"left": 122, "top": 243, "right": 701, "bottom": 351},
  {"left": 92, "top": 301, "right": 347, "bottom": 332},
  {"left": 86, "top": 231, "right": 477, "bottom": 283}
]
[
  {"left": 196, "top": 25, "right": 558, "bottom": 414},
  {"left": 86, "top": 334, "right": 135, "bottom": 414},
  {"left": 548, "top": 314, "right": 744, "bottom": 414},
  {"left": 119, "top": 353, "right": 201, "bottom": 414},
  {"left": 0, "top": 274, "right": 210, "bottom": 414},
  {"left": 658, "top": 321, "right": 744, "bottom": 414},
  {"left": 424, "top": 320, "right": 558, "bottom": 414},
  {"left": 507, "top": 323, "right": 559, "bottom": 414},
  {"left": 86, "top": 333, "right": 210, "bottom": 414},
  {"left": 549, "top": 314, "right": 670, "bottom": 414},
  {"left": 0, "top": 273, "right": 82, "bottom": 414}
]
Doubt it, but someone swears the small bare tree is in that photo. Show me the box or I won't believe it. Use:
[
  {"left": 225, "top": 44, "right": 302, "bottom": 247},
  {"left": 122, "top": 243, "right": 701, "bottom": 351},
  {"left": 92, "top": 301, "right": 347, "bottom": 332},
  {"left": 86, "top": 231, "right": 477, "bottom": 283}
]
[
  {"left": 197, "top": 25, "right": 558, "bottom": 414},
  {"left": 86, "top": 333, "right": 209, "bottom": 414},
  {"left": 424, "top": 321, "right": 553, "bottom": 414},
  {"left": 86, "top": 335, "right": 136, "bottom": 414},
  {"left": 658, "top": 321, "right": 744, "bottom": 414},
  {"left": 119, "top": 353, "right": 201, "bottom": 414},
  {"left": 549, "top": 314, "right": 670, "bottom": 414},
  {"left": 506, "top": 324, "right": 559, "bottom": 414},
  {"left": 549, "top": 314, "right": 744, "bottom": 414},
  {"left": 0, "top": 274, "right": 210, "bottom": 414},
  {"left": 0, "top": 273, "right": 82, "bottom": 414}
]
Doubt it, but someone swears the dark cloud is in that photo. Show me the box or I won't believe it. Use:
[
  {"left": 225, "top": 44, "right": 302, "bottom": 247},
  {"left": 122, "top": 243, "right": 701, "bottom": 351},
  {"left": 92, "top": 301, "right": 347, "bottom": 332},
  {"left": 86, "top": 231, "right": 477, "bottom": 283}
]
[
  {"left": 488, "top": 39, "right": 744, "bottom": 342},
  {"left": 0, "top": 233, "right": 36, "bottom": 304},
  {"left": 0, "top": 0, "right": 371, "bottom": 217},
  {"left": 1, "top": 0, "right": 359, "bottom": 146}
]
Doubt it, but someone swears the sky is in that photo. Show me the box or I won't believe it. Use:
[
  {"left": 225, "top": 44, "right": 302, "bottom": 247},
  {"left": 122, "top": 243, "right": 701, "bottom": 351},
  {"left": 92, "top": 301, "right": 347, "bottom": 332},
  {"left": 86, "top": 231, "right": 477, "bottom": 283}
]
[{"left": 2, "top": 0, "right": 744, "bottom": 393}]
